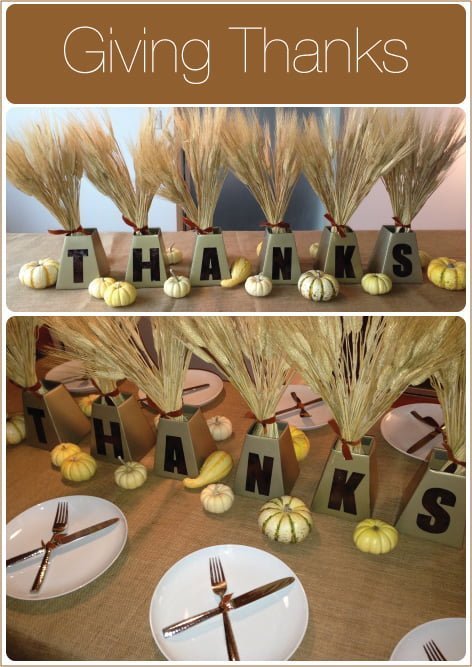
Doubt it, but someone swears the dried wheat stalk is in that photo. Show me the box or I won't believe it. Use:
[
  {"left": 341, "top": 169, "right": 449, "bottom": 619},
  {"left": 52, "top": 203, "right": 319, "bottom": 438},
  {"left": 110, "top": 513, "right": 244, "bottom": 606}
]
[
  {"left": 222, "top": 109, "right": 301, "bottom": 233},
  {"left": 6, "top": 117, "right": 83, "bottom": 232},
  {"left": 6, "top": 317, "right": 44, "bottom": 392},
  {"left": 174, "top": 316, "right": 294, "bottom": 437},
  {"left": 430, "top": 350, "right": 466, "bottom": 475},
  {"left": 300, "top": 108, "right": 413, "bottom": 234},
  {"left": 141, "top": 108, "right": 228, "bottom": 231},
  {"left": 382, "top": 109, "right": 465, "bottom": 229},
  {"left": 71, "top": 110, "right": 161, "bottom": 232},
  {"left": 43, "top": 317, "right": 126, "bottom": 406},
  {"left": 271, "top": 316, "right": 465, "bottom": 457}
]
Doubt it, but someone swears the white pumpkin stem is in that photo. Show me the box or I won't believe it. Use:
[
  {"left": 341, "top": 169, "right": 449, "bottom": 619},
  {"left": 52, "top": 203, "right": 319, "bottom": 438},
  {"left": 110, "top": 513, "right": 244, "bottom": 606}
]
[
  {"left": 169, "top": 269, "right": 179, "bottom": 281},
  {"left": 118, "top": 456, "right": 130, "bottom": 467}
]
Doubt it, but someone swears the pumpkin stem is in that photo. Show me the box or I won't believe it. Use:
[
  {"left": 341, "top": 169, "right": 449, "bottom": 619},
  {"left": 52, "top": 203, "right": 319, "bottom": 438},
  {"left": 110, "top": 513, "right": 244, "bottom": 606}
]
[
  {"left": 169, "top": 269, "right": 179, "bottom": 280},
  {"left": 283, "top": 504, "right": 293, "bottom": 513},
  {"left": 169, "top": 243, "right": 174, "bottom": 252},
  {"left": 446, "top": 262, "right": 456, "bottom": 269},
  {"left": 118, "top": 456, "right": 129, "bottom": 467}
]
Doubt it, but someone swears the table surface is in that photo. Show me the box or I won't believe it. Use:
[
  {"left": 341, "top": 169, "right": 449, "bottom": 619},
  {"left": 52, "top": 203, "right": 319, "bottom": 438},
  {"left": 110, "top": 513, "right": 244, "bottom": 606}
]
[
  {"left": 6, "top": 372, "right": 465, "bottom": 662},
  {"left": 6, "top": 230, "right": 466, "bottom": 313}
]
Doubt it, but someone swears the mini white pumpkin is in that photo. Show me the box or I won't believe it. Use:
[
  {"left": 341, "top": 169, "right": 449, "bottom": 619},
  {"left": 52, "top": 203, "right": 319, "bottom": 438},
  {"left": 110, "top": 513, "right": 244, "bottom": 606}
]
[
  {"left": 6, "top": 414, "right": 26, "bottom": 445},
  {"left": 164, "top": 244, "right": 183, "bottom": 265},
  {"left": 88, "top": 276, "right": 116, "bottom": 299},
  {"left": 103, "top": 281, "right": 137, "bottom": 307},
  {"left": 309, "top": 242, "right": 319, "bottom": 259},
  {"left": 258, "top": 495, "right": 312, "bottom": 544},
  {"left": 207, "top": 416, "right": 232, "bottom": 441},
  {"left": 163, "top": 270, "right": 191, "bottom": 298},
  {"left": 245, "top": 273, "right": 273, "bottom": 297},
  {"left": 298, "top": 270, "right": 339, "bottom": 302},
  {"left": 19, "top": 258, "right": 59, "bottom": 289},
  {"left": 114, "top": 457, "right": 147, "bottom": 489},
  {"left": 200, "top": 483, "right": 234, "bottom": 514},
  {"left": 361, "top": 273, "right": 393, "bottom": 295}
]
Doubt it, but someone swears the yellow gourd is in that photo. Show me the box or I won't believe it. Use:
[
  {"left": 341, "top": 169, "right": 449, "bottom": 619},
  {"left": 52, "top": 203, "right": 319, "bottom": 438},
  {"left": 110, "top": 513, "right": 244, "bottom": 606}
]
[
  {"left": 427, "top": 257, "right": 466, "bottom": 291},
  {"left": 258, "top": 496, "right": 312, "bottom": 544},
  {"left": 114, "top": 457, "right": 147, "bottom": 489},
  {"left": 88, "top": 277, "right": 116, "bottom": 299},
  {"left": 103, "top": 281, "right": 137, "bottom": 307},
  {"left": 200, "top": 483, "right": 234, "bottom": 513},
  {"left": 19, "top": 258, "right": 59, "bottom": 289},
  {"left": 61, "top": 452, "right": 97, "bottom": 482},
  {"left": 6, "top": 414, "right": 26, "bottom": 445},
  {"left": 256, "top": 241, "right": 263, "bottom": 257},
  {"left": 353, "top": 518, "right": 399, "bottom": 555},
  {"left": 50, "top": 442, "right": 82, "bottom": 467},
  {"left": 289, "top": 426, "right": 310, "bottom": 462},
  {"left": 418, "top": 250, "right": 431, "bottom": 269},
  {"left": 361, "top": 273, "right": 393, "bottom": 295},
  {"left": 183, "top": 450, "right": 233, "bottom": 489},
  {"left": 77, "top": 394, "right": 100, "bottom": 417},
  {"left": 221, "top": 257, "right": 252, "bottom": 288}
]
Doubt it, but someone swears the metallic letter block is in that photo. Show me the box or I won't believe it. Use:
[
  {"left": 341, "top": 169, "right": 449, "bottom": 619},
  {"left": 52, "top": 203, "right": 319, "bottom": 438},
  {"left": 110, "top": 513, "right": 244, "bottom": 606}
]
[
  {"left": 189, "top": 228, "right": 230, "bottom": 286},
  {"left": 125, "top": 228, "right": 168, "bottom": 287},
  {"left": 367, "top": 225, "right": 423, "bottom": 283},
  {"left": 259, "top": 229, "right": 301, "bottom": 284},
  {"left": 315, "top": 225, "right": 363, "bottom": 283},
  {"left": 56, "top": 228, "right": 109, "bottom": 289}
]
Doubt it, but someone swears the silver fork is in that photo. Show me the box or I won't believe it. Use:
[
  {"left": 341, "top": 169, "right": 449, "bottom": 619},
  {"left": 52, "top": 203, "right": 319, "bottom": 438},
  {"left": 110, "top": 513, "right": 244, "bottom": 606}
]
[
  {"left": 424, "top": 640, "right": 447, "bottom": 661},
  {"left": 31, "top": 501, "right": 68, "bottom": 592},
  {"left": 209, "top": 557, "right": 240, "bottom": 661}
]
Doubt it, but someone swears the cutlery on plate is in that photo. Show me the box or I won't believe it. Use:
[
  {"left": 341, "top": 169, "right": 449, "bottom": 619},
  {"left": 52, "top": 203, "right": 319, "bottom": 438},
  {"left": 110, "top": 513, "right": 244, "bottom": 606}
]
[
  {"left": 275, "top": 395, "right": 323, "bottom": 418},
  {"left": 423, "top": 639, "right": 447, "bottom": 661},
  {"left": 406, "top": 412, "right": 445, "bottom": 454},
  {"left": 210, "top": 557, "right": 240, "bottom": 661},
  {"left": 30, "top": 501, "right": 68, "bottom": 592},
  {"left": 7, "top": 518, "right": 120, "bottom": 568},
  {"left": 183, "top": 383, "right": 210, "bottom": 394},
  {"left": 162, "top": 576, "right": 295, "bottom": 638}
]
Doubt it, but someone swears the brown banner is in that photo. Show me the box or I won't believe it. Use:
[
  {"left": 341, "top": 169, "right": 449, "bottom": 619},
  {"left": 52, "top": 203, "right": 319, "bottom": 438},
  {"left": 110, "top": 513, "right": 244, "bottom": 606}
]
[{"left": 6, "top": 3, "right": 466, "bottom": 103}]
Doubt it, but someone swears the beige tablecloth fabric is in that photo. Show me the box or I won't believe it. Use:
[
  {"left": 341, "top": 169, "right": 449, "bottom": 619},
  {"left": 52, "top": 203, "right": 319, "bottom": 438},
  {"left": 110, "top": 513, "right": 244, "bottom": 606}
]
[
  {"left": 6, "top": 378, "right": 465, "bottom": 662},
  {"left": 6, "top": 230, "right": 466, "bottom": 312}
]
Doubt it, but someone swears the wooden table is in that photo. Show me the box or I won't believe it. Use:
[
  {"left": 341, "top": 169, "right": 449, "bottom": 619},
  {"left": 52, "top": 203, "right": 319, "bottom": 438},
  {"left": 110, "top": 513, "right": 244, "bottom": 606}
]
[
  {"left": 6, "top": 230, "right": 466, "bottom": 312},
  {"left": 6, "top": 373, "right": 466, "bottom": 662}
]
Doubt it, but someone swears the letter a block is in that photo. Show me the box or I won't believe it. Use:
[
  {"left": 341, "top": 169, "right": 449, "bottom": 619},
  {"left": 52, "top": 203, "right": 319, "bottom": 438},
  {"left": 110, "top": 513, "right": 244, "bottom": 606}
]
[
  {"left": 367, "top": 225, "right": 423, "bottom": 283},
  {"left": 154, "top": 406, "right": 216, "bottom": 479},
  {"left": 233, "top": 421, "right": 300, "bottom": 500},
  {"left": 396, "top": 448, "right": 465, "bottom": 548},
  {"left": 189, "top": 228, "right": 230, "bottom": 286},
  {"left": 312, "top": 436, "right": 376, "bottom": 520}
]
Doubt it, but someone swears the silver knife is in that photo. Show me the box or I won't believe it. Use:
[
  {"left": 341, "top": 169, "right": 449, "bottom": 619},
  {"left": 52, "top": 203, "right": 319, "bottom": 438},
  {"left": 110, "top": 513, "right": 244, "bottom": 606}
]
[
  {"left": 6, "top": 518, "right": 120, "bottom": 567},
  {"left": 162, "top": 576, "right": 294, "bottom": 637}
]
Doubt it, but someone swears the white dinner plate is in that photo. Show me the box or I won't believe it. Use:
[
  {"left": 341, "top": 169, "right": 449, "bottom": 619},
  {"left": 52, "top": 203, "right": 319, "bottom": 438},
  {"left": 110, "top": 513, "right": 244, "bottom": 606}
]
[
  {"left": 276, "top": 384, "right": 332, "bottom": 431},
  {"left": 390, "top": 617, "right": 466, "bottom": 661},
  {"left": 6, "top": 495, "right": 127, "bottom": 601},
  {"left": 380, "top": 403, "right": 444, "bottom": 461},
  {"left": 139, "top": 369, "right": 224, "bottom": 407},
  {"left": 149, "top": 544, "right": 309, "bottom": 661}
]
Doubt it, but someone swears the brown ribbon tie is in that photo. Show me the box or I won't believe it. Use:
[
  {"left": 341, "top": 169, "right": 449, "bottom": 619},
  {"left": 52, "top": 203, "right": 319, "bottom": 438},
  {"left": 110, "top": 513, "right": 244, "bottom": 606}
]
[
  {"left": 48, "top": 226, "right": 92, "bottom": 236},
  {"left": 441, "top": 433, "right": 466, "bottom": 469},
  {"left": 329, "top": 420, "right": 361, "bottom": 460},
  {"left": 10, "top": 379, "right": 42, "bottom": 395},
  {"left": 143, "top": 396, "right": 184, "bottom": 418},
  {"left": 182, "top": 217, "right": 215, "bottom": 235},
  {"left": 260, "top": 221, "right": 291, "bottom": 231},
  {"left": 122, "top": 215, "right": 150, "bottom": 235},
  {"left": 324, "top": 213, "right": 346, "bottom": 238},
  {"left": 392, "top": 216, "right": 411, "bottom": 232},
  {"left": 246, "top": 412, "right": 277, "bottom": 434}
]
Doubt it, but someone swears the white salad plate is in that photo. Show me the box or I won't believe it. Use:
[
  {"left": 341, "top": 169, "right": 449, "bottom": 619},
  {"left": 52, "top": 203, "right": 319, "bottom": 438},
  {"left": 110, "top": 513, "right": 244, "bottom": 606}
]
[
  {"left": 6, "top": 495, "right": 127, "bottom": 601},
  {"left": 380, "top": 402, "right": 444, "bottom": 461},
  {"left": 276, "top": 384, "right": 332, "bottom": 431},
  {"left": 390, "top": 617, "right": 466, "bottom": 661},
  {"left": 149, "top": 544, "right": 309, "bottom": 661}
]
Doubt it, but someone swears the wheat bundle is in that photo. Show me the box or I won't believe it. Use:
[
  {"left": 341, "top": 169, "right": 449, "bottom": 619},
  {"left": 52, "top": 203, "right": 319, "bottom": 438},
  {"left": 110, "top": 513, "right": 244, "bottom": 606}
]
[
  {"left": 141, "top": 108, "right": 228, "bottom": 232},
  {"left": 6, "top": 317, "right": 44, "bottom": 393},
  {"left": 222, "top": 109, "right": 301, "bottom": 233},
  {"left": 271, "top": 316, "right": 465, "bottom": 458},
  {"left": 174, "top": 316, "right": 294, "bottom": 438},
  {"left": 71, "top": 110, "right": 161, "bottom": 233},
  {"left": 43, "top": 317, "right": 126, "bottom": 406},
  {"left": 6, "top": 117, "right": 83, "bottom": 233},
  {"left": 430, "top": 350, "right": 466, "bottom": 474},
  {"left": 300, "top": 108, "right": 412, "bottom": 235},
  {"left": 382, "top": 109, "right": 465, "bottom": 230}
]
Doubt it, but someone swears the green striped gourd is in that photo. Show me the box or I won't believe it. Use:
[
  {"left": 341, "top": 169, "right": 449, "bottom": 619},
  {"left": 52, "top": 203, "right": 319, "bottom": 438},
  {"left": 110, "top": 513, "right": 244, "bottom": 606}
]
[{"left": 298, "top": 270, "right": 339, "bottom": 302}]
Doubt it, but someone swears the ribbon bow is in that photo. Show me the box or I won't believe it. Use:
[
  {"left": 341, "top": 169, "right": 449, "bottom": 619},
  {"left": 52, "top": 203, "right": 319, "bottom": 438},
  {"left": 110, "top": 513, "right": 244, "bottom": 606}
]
[
  {"left": 9, "top": 379, "right": 42, "bottom": 394},
  {"left": 143, "top": 395, "right": 184, "bottom": 419},
  {"left": 122, "top": 215, "right": 150, "bottom": 235},
  {"left": 441, "top": 433, "right": 466, "bottom": 470},
  {"left": 329, "top": 420, "right": 361, "bottom": 460},
  {"left": 392, "top": 216, "right": 411, "bottom": 231},
  {"left": 182, "top": 217, "right": 215, "bottom": 235},
  {"left": 324, "top": 213, "right": 346, "bottom": 238},
  {"left": 245, "top": 412, "right": 277, "bottom": 434},
  {"left": 260, "top": 221, "right": 291, "bottom": 231},
  {"left": 48, "top": 226, "right": 92, "bottom": 236}
]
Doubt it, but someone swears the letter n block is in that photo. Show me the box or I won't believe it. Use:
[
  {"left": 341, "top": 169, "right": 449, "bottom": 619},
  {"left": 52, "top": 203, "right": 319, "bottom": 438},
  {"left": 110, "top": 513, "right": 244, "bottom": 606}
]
[
  {"left": 396, "top": 448, "right": 465, "bottom": 548},
  {"left": 312, "top": 436, "right": 376, "bottom": 520}
]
